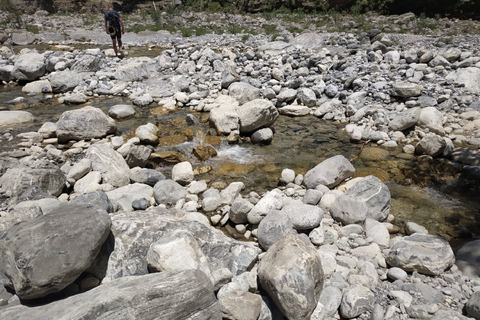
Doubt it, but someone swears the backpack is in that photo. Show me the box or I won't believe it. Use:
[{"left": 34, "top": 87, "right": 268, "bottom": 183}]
[{"left": 105, "top": 10, "right": 120, "bottom": 28}]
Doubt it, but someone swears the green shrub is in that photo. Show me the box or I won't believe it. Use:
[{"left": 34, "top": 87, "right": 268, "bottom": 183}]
[
  {"left": 262, "top": 24, "right": 277, "bottom": 35},
  {"left": 207, "top": 1, "right": 222, "bottom": 12},
  {"left": 26, "top": 24, "right": 40, "bottom": 34},
  {"left": 241, "top": 34, "right": 249, "bottom": 43}
]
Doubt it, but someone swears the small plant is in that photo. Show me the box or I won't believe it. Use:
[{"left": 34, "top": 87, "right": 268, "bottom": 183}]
[
  {"left": 180, "top": 27, "right": 193, "bottom": 37},
  {"left": 25, "top": 24, "right": 40, "bottom": 34},
  {"left": 262, "top": 23, "right": 277, "bottom": 35},
  {"left": 0, "top": 0, "right": 13, "bottom": 11},
  {"left": 227, "top": 23, "right": 243, "bottom": 34},
  {"left": 287, "top": 26, "right": 303, "bottom": 34},
  {"left": 241, "top": 34, "right": 249, "bottom": 43},
  {"left": 150, "top": 8, "right": 161, "bottom": 25},
  {"left": 207, "top": 1, "right": 222, "bottom": 13}
]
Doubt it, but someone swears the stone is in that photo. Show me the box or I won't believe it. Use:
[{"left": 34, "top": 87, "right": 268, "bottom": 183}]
[
  {"left": 391, "top": 82, "right": 423, "bottom": 97},
  {"left": 220, "top": 182, "right": 245, "bottom": 205},
  {"left": 153, "top": 179, "right": 188, "bottom": 206},
  {"left": 11, "top": 31, "right": 35, "bottom": 45},
  {"left": 258, "top": 233, "right": 323, "bottom": 320},
  {"left": 405, "top": 221, "right": 429, "bottom": 235},
  {"left": 0, "top": 111, "right": 34, "bottom": 127},
  {"left": 331, "top": 175, "right": 390, "bottom": 224},
  {"left": 56, "top": 106, "right": 116, "bottom": 142},
  {"left": 73, "top": 171, "right": 101, "bottom": 193},
  {"left": 386, "top": 234, "right": 455, "bottom": 276},
  {"left": 297, "top": 88, "right": 317, "bottom": 107},
  {"left": 311, "top": 286, "right": 343, "bottom": 319},
  {"left": 106, "top": 183, "right": 153, "bottom": 211},
  {"left": 115, "top": 58, "right": 152, "bottom": 81},
  {"left": 389, "top": 107, "right": 420, "bottom": 131},
  {"left": 219, "top": 291, "right": 263, "bottom": 320},
  {"left": 105, "top": 208, "right": 260, "bottom": 280},
  {"left": 228, "top": 82, "right": 261, "bottom": 105},
  {"left": 280, "top": 198, "right": 323, "bottom": 230},
  {"left": 251, "top": 128, "right": 274, "bottom": 144},
  {"left": 11, "top": 52, "right": 45, "bottom": 81},
  {"left": 22, "top": 79, "right": 52, "bottom": 93},
  {"left": 108, "top": 104, "right": 136, "bottom": 120},
  {"left": 415, "top": 133, "right": 446, "bottom": 157},
  {"left": 340, "top": 285, "right": 375, "bottom": 319},
  {"left": 466, "top": 291, "right": 480, "bottom": 320},
  {"left": 247, "top": 189, "right": 283, "bottom": 224},
  {"left": 456, "top": 240, "right": 480, "bottom": 278},
  {"left": 49, "top": 70, "right": 83, "bottom": 93},
  {"left": 230, "top": 196, "right": 254, "bottom": 224},
  {"left": 86, "top": 143, "right": 130, "bottom": 188},
  {"left": 1, "top": 270, "right": 220, "bottom": 320},
  {"left": 135, "top": 123, "right": 159, "bottom": 145},
  {"left": 236, "top": 99, "right": 279, "bottom": 134},
  {"left": 67, "top": 158, "right": 92, "bottom": 181},
  {"left": 387, "top": 267, "right": 408, "bottom": 281},
  {"left": 70, "top": 191, "right": 114, "bottom": 213},
  {"left": 364, "top": 218, "right": 390, "bottom": 247},
  {"left": 130, "top": 167, "right": 165, "bottom": 186},
  {"left": 446, "top": 67, "right": 480, "bottom": 94},
  {"left": 418, "top": 106, "right": 444, "bottom": 134},
  {"left": 124, "top": 145, "right": 152, "bottom": 168},
  {"left": 278, "top": 104, "right": 311, "bottom": 117},
  {"left": 172, "top": 161, "right": 194, "bottom": 185},
  {"left": 257, "top": 210, "right": 295, "bottom": 250},
  {"left": 304, "top": 155, "right": 355, "bottom": 189},
  {"left": 209, "top": 104, "right": 240, "bottom": 135},
  {"left": 0, "top": 203, "right": 111, "bottom": 299},
  {"left": 277, "top": 88, "right": 298, "bottom": 103}
]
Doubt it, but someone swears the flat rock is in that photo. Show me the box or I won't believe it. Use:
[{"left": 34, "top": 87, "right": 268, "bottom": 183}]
[
  {"left": 1, "top": 270, "right": 220, "bottom": 320},
  {"left": 0, "top": 111, "right": 34, "bottom": 128},
  {"left": 304, "top": 155, "right": 355, "bottom": 189}
]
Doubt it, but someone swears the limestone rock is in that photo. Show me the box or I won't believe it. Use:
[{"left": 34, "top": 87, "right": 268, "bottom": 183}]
[
  {"left": 257, "top": 210, "right": 295, "bottom": 250},
  {"left": 106, "top": 183, "right": 153, "bottom": 211},
  {"left": 304, "top": 155, "right": 355, "bottom": 189},
  {"left": 228, "top": 82, "right": 261, "bottom": 105},
  {"left": 280, "top": 198, "right": 323, "bottom": 230},
  {"left": 0, "top": 111, "right": 34, "bottom": 128},
  {"left": 258, "top": 233, "right": 323, "bottom": 320},
  {"left": 340, "top": 285, "right": 375, "bottom": 319},
  {"left": 0, "top": 203, "right": 111, "bottom": 299},
  {"left": 86, "top": 143, "right": 130, "bottom": 187},
  {"left": 415, "top": 133, "right": 446, "bottom": 157},
  {"left": 12, "top": 52, "right": 45, "bottom": 81},
  {"left": 391, "top": 82, "right": 423, "bottom": 97},
  {"left": 108, "top": 104, "right": 136, "bottom": 120},
  {"left": 135, "top": 123, "right": 159, "bottom": 145},
  {"left": 49, "top": 70, "right": 83, "bottom": 93},
  {"left": 389, "top": 107, "right": 420, "bottom": 131},
  {"left": 219, "top": 291, "right": 263, "bottom": 320},
  {"left": 172, "top": 161, "right": 194, "bottom": 185},
  {"left": 153, "top": 179, "right": 188, "bottom": 206},
  {"left": 237, "top": 99, "right": 279, "bottom": 134},
  {"left": 386, "top": 234, "right": 455, "bottom": 276}
]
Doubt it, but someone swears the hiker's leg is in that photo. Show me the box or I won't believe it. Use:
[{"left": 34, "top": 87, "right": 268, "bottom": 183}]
[
  {"left": 112, "top": 38, "right": 118, "bottom": 55},
  {"left": 118, "top": 39, "right": 123, "bottom": 51}
]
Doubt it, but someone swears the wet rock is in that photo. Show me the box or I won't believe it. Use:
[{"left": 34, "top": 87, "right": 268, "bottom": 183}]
[
  {"left": 455, "top": 239, "right": 480, "bottom": 278},
  {"left": 150, "top": 150, "right": 186, "bottom": 163},
  {"left": 0, "top": 203, "right": 111, "bottom": 299},
  {"left": 86, "top": 143, "right": 130, "bottom": 188},
  {"left": 0, "top": 111, "right": 34, "bottom": 127},
  {"left": 1, "top": 270, "right": 220, "bottom": 320},
  {"left": 193, "top": 145, "right": 217, "bottom": 160},
  {"left": 11, "top": 52, "right": 45, "bottom": 81},
  {"left": 251, "top": 128, "right": 274, "bottom": 144},
  {"left": 304, "top": 155, "right": 355, "bottom": 189},
  {"left": 237, "top": 99, "right": 279, "bottom": 134},
  {"left": 49, "top": 69, "right": 83, "bottom": 93},
  {"left": 0, "top": 65, "right": 14, "bottom": 82},
  {"left": 153, "top": 179, "right": 188, "bottom": 206},
  {"left": 258, "top": 233, "right": 323, "bottom": 320},
  {"left": 386, "top": 234, "right": 455, "bottom": 275},
  {"left": 415, "top": 133, "right": 446, "bottom": 157},
  {"left": 108, "top": 104, "right": 136, "bottom": 120}
]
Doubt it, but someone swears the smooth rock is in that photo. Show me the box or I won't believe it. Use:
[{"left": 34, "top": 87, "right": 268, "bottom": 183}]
[{"left": 304, "top": 155, "right": 355, "bottom": 189}]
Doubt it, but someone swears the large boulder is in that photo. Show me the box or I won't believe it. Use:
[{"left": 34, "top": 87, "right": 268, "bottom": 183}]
[
  {"left": 11, "top": 52, "right": 45, "bottom": 81},
  {"left": 115, "top": 58, "right": 153, "bottom": 81},
  {"left": 304, "top": 155, "right": 355, "bottom": 189},
  {"left": 456, "top": 240, "right": 480, "bottom": 278},
  {"left": 0, "top": 111, "right": 34, "bottom": 128},
  {"left": 56, "top": 106, "right": 116, "bottom": 142},
  {"left": 11, "top": 31, "right": 35, "bottom": 45},
  {"left": 280, "top": 198, "right": 323, "bottom": 230},
  {"left": 86, "top": 143, "right": 130, "bottom": 188},
  {"left": 330, "top": 175, "right": 390, "bottom": 224},
  {"left": 386, "top": 234, "right": 455, "bottom": 276},
  {"left": 153, "top": 179, "right": 188, "bottom": 206},
  {"left": 258, "top": 233, "right": 323, "bottom": 320},
  {"left": 209, "top": 103, "right": 240, "bottom": 135},
  {"left": 236, "top": 99, "right": 279, "bottom": 134},
  {"left": 0, "top": 203, "right": 111, "bottom": 299},
  {"left": 257, "top": 210, "right": 295, "bottom": 250},
  {"left": 418, "top": 107, "right": 444, "bottom": 135},
  {"left": 0, "top": 270, "right": 221, "bottom": 320},
  {"left": 70, "top": 54, "right": 101, "bottom": 72},
  {"left": 22, "top": 79, "right": 52, "bottom": 94},
  {"left": 49, "top": 70, "right": 83, "bottom": 93},
  {"left": 389, "top": 107, "right": 420, "bottom": 131},
  {"left": 415, "top": 133, "right": 446, "bottom": 157},
  {"left": 105, "top": 208, "right": 260, "bottom": 280},
  {"left": 247, "top": 189, "right": 283, "bottom": 224},
  {"left": 446, "top": 67, "right": 480, "bottom": 94},
  {"left": 0, "top": 162, "right": 65, "bottom": 201},
  {"left": 228, "top": 82, "right": 261, "bottom": 105},
  {"left": 106, "top": 183, "right": 153, "bottom": 211}
]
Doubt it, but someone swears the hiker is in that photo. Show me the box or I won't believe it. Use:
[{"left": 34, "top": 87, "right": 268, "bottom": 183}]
[{"left": 104, "top": 4, "right": 125, "bottom": 56}]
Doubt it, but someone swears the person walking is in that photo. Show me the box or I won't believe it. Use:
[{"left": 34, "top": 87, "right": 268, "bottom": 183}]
[{"left": 104, "top": 4, "right": 125, "bottom": 57}]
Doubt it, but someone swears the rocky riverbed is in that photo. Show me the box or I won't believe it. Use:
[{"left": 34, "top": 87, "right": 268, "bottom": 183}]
[{"left": 1, "top": 9, "right": 480, "bottom": 320}]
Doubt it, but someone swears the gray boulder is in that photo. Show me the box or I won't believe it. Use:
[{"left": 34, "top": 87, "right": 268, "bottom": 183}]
[
  {"left": 70, "top": 191, "right": 114, "bottom": 213},
  {"left": 209, "top": 103, "right": 240, "bottom": 135},
  {"left": 56, "top": 106, "right": 116, "bottom": 142},
  {"left": 229, "top": 196, "right": 254, "bottom": 224},
  {"left": 1, "top": 270, "right": 220, "bottom": 320},
  {"left": 11, "top": 31, "right": 35, "bottom": 45},
  {"left": 108, "top": 104, "right": 136, "bottom": 120},
  {"left": 415, "top": 133, "right": 446, "bottom": 157},
  {"left": 153, "top": 179, "right": 188, "bottom": 206},
  {"left": 258, "top": 233, "right": 323, "bottom": 320},
  {"left": 219, "top": 291, "right": 263, "bottom": 320},
  {"left": 340, "top": 285, "right": 375, "bottom": 319},
  {"left": 71, "top": 54, "right": 101, "bottom": 72},
  {"left": 130, "top": 167, "right": 165, "bottom": 186},
  {"left": 0, "top": 111, "right": 34, "bottom": 127},
  {"left": 124, "top": 145, "right": 152, "bottom": 168},
  {"left": 297, "top": 88, "right": 317, "bottom": 107},
  {"left": 455, "top": 240, "right": 480, "bottom": 278},
  {"left": 228, "top": 82, "right": 261, "bottom": 105},
  {"left": 257, "top": 210, "right": 296, "bottom": 250},
  {"left": 11, "top": 52, "right": 45, "bottom": 81},
  {"left": 106, "top": 183, "right": 153, "bottom": 211},
  {"left": 86, "top": 143, "right": 130, "bottom": 187},
  {"left": 280, "top": 198, "right": 323, "bottom": 230},
  {"left": 389, "top": 107, "right": 420, "bottom": 131},
  {"left": 135, "top": 122, "right": 159, "bottom": 145},
  {"left": 466, "top": 291, "right": 480, "bottom": 320},
  {"left": 391, "top": 82, "right": 423, "bottom": 97},
  {"left": 386, "top": 234, "right": 455, "bottom": 276},
  {"left": 0, "top": 203, "right": 111, "bottom": 299},
  {"left": 247, "top": 189, "right": 283, "bottom": 224},
  {"left": 331, "top": 176, "right": 390, "bottom": 225},
  {"left": 49, "top": 70, "right": 83, "bottom": 93},
  {"left": 105, "top": 208, "right": 260, "bottom": 280},
  {"left": 304, "top": 155, "right": 355, "bottom": 189},
  {"left": 446, "top": 67, "right": 480, "bottom": 94},
  {"left": 418, "top": 106, "right": 444, "bottom": 134},
  {"left": 115, "top": 58, "right": 152, "bottom": 81},
  {"left": 237, "top": 99, "right": 279, "bottom": 134},
  {"left": 0, "top": 65, "right": 14, "bottom": 82},
  {"left": 22, "top": 79, "right": 52, "bottom": 94},
  {"left": 251, "top": 128, "right": 274, "bottom": 144}
]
